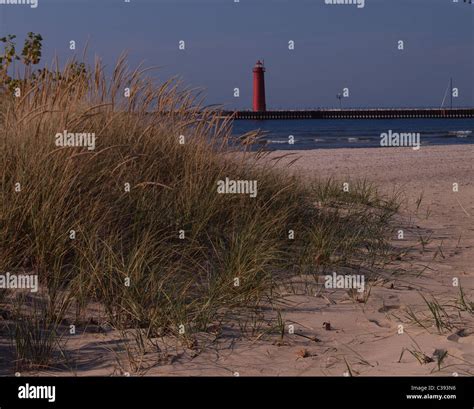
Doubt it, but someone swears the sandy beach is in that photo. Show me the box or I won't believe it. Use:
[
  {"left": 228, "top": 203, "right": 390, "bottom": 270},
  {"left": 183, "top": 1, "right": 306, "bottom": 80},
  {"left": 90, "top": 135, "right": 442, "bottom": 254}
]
[
  {"left": 12, "top": 145, "right": 471, "bottom": 377},
  {"left": 145, "top": 145, "right": 473, "bottom": 376}
]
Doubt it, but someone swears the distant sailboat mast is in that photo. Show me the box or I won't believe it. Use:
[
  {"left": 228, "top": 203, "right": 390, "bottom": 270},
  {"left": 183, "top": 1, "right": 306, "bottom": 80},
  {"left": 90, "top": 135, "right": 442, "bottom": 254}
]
[
  {"left": 440, "top": 77, "right": 453, "bottom": 109},
  {"left": 450, "top": 77, "right": 453, "bottom": 109}
]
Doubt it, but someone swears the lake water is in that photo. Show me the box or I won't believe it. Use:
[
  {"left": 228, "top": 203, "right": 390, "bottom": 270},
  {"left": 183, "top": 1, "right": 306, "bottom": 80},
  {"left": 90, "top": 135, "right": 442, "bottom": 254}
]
[{"left": 231, "top": 118, "right": 474, "bottom": 150}]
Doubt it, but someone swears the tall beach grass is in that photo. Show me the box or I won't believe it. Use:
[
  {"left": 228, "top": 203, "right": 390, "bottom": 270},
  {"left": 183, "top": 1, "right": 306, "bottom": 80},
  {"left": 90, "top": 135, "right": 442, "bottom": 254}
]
[{"left": 0, "top": 55, "right": 400, "bottom": 372}]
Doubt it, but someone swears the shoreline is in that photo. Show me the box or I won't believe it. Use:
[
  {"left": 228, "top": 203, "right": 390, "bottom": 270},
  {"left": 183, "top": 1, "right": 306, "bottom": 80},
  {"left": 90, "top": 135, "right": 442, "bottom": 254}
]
[{"left": 267, "top": 145, "right": 474, "bottom": 184}]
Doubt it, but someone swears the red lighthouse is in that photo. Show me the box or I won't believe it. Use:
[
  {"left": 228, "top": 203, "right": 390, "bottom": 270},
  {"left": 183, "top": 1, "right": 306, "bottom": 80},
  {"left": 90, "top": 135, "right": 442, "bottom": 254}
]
[{"left": 253, "top": 60, "right": 267, "bottom": 112}]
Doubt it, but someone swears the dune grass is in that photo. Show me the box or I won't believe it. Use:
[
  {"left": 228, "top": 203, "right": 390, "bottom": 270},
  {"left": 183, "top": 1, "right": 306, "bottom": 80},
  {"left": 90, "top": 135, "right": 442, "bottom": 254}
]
[{"left": 0, "top": 55, "right": 400, "bottom": 372}]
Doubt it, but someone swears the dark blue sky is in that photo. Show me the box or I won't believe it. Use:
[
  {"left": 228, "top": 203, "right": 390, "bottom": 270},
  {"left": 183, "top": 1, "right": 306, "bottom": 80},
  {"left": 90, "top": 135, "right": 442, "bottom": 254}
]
[{"left": 1, "top": 0, "right": 473, "bottom": 109}]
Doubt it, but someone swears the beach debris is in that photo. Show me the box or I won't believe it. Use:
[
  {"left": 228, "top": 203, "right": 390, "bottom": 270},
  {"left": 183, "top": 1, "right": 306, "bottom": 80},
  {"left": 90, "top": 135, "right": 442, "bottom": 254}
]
[
  {"left": 272, "top": 340, "right": 291, "bottom": 347},
  {"left": 323, "top": 322, "right": 331, "bottom": 331},
  {"left": 181, "top": 337, "right": 198, "bottom": 350},
  {"left": 432, "top": 349, "right": 447, "bottom": 360},
  {"left": 296, "top": 349, "right": 317, "bottom": 359},
  {"left": 296, "top": 348, "right": 310, "bottom": 358},
  {"left": 293, "top": 332, "right": 321, "bottom": 343},
  {"left": 421, "top": 354, "right": 434, "bottom": 364}
]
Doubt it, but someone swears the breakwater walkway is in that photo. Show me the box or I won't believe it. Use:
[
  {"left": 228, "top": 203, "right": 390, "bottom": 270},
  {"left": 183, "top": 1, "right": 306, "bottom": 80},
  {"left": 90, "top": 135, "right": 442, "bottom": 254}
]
[{"left": 224, "top": 108, "right": 474, "bottom": 120}]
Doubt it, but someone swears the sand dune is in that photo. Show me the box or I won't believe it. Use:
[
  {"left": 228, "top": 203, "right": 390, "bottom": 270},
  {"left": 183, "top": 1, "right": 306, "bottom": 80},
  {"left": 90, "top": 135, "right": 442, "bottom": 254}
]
[{"left": 7, "top": 145, "right": 473, "bottom": 377}]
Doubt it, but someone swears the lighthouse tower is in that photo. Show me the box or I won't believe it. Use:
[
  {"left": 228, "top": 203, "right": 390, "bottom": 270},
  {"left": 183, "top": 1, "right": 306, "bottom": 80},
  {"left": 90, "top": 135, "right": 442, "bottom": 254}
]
[{"left": 253, "top": 60, "right": 266, "bottom": 112}]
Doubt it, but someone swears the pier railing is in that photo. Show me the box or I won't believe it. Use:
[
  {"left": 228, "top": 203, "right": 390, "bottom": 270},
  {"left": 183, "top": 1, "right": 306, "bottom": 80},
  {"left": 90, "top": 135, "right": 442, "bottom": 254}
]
[{"left": 223, "top": 108, "right": 474, "bottom": 120}]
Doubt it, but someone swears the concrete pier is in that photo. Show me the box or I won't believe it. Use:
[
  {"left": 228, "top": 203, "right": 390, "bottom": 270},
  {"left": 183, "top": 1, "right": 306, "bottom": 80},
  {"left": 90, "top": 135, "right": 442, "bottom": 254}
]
[{"left": 224, "top": 108, "right": 474, "bottom": 120}]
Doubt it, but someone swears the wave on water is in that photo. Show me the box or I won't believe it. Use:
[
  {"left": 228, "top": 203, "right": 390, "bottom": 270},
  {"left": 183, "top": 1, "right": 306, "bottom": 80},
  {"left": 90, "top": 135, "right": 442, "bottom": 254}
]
[
  {"left": 448, "top": 130, "right": 472, "bottom": 138},
  {"left": 347, "top": 137, "right": 371, "bottom": 142},
  {"left": 266, "top": 139, "right": 292, "bottom": 144}
]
